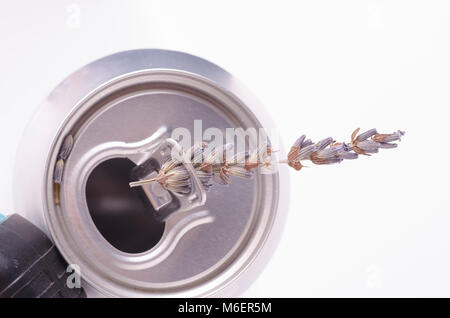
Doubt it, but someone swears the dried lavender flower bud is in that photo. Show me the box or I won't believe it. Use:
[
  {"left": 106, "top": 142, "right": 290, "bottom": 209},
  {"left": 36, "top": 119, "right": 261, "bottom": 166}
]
[
  {"left": 188, "top": 142, "right": 208, "bottom": 165},
  {"left": 310, "top": 147, "right": 344, "bottom": 165},
  {"left": 163, "top": 166, "right": 192, "bottom": 195},
  {"left": 196, "top": 170, "right": 214, "bottom": 191},
  {"left": 59, "top": 134, "right": 74, "bottom": 160},
  {"left": 378, "top": 142, "right": 398, "bottom": 149},
  {"left": 297, "top": 144, "right": 316, "bottom": 160},
  {"left": 160, "top": 156, "right": 181, "bottom": 174},
  {"left": 339, "top": 152, "right": 358, "bottom": 159},
  {"left": 355, "top": 128, "right": 378, "bottom": 142},
  {"left": 311, "top": 156, "right": 343, "bottom": 165},
  {"left": 372, "top": 130, "right": 405, "bottom": 143},
  {"left": 337, "top": 144, "right": 358, "bottom": 159},
  {"left": 54, "top": 159, "right": 64, "bottom": 184},
  {"left": 351, "top": 128, "right": 380, "bottom": 155},
  {"left": 288, "top": 135, "right": 316, "bottom": 161},
  {"left": 288, "top": 135, "right": 318, "bottom": 171},
  {"left": 228, "top": 166, "right": 254, "bottom": 179},
  {"left": 315, "top": 137, "right": 335, "bottom": 150},
  {"left": 201, "top": 143, "right": 234, "bottom": 171},
  {"left": 292, "top": 135, "right": 306, "bottom": 148},
  {"left": 302, "top": 139, "right": 313, "bottom": 147},
  {"left": 287, "top": 136, "right": 303, "bottom": 166},
  {"left": 292, "top": 135, "right": 313, "bottom": 149},
  {"left": 332, "top": 143, "right": 358, "bottom": 160},
  {"left": 355, "top": 140, "right": 380, "bottom": 154}
]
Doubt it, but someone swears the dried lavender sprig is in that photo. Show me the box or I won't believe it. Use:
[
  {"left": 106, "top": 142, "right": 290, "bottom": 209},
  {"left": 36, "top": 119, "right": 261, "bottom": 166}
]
[
  {"left": 129, "top": 143, "right": 251, "bottom": 194},
  {"left": 130, "top": 128, "right": 404, "bottom": 195},
  {"left": 287, "top": 128, "right": 404, "bottom": 170}
]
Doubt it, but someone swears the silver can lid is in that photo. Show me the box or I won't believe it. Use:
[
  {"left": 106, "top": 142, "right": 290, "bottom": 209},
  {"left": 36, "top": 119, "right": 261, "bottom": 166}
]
[{"left": 14, "top": 49, "right": 289, "bottom": 297}]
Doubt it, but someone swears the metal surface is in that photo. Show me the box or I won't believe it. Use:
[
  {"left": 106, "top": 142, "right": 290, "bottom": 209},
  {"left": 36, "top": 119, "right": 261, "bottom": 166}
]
[{"left": 13, "top": 49, "right": 290, "bottom": 297}]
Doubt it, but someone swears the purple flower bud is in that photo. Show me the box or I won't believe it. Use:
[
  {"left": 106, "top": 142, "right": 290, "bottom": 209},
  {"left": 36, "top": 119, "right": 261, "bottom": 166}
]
[
  {"left": 316, "top": 137, "right": 334, "bottom": 150},
  {"left": 339, "top": 151, "right": 358, "bottom": 159},
  {"left": 310, "top": 147, "right": 344, "bottom": 165},
  {"left": 302, "top": 139, "right": 313, "bottom": 147},
  {"left": 356, "top": 140, "right": 380, "bottom": 153},
  {"left": 378, "top": 142, "right": 398, "bottom": 149},
  {"left": 292, "top": 135, "right": 306, "bottom": 148},
  {"left": 356, "top": 128, "right": 378, "bottom": 142},
  {"left": 297, "top": 144, "right": 317, "bottom": 160},
  {"left": 228, "top": 166, "right": 254, "bottom": 178},
  {"left": 372, "top": 130, "right": 405, "bottom": 143}
]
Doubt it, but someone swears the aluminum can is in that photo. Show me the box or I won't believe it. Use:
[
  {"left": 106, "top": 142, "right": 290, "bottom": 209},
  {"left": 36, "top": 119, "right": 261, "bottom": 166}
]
[{"left": 13, "top": 49, "right": 289, "bottom": 297}]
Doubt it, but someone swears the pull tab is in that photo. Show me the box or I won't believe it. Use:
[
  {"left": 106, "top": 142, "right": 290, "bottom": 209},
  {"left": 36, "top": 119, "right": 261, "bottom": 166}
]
[
  {"left": 130, "top": 138, "right": 207, "bottom": 222},
  {"left": 75, "top": 126, "right": 208, "bottom": 223}
]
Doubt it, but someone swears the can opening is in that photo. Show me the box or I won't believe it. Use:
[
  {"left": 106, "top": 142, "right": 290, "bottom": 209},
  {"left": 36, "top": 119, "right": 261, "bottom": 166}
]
[{"left": 85, "top": 158, "right": 165, "bottom": 254}]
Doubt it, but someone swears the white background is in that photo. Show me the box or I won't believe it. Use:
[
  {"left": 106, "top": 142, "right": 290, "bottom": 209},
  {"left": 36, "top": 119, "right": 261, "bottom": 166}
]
[{"left": 1, "top": 1, "right": 449, "bottom": 297}]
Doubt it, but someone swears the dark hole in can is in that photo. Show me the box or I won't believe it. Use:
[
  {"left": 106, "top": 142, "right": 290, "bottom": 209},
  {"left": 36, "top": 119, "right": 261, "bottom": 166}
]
[{"left": 85, "top": 158, "right": 165, "bottom": 254}]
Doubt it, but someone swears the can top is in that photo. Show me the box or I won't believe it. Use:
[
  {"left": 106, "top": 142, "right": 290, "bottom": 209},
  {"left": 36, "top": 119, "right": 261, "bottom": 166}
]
[{"left": 16, "top": 49, "right": 289, "bottom": 297}]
